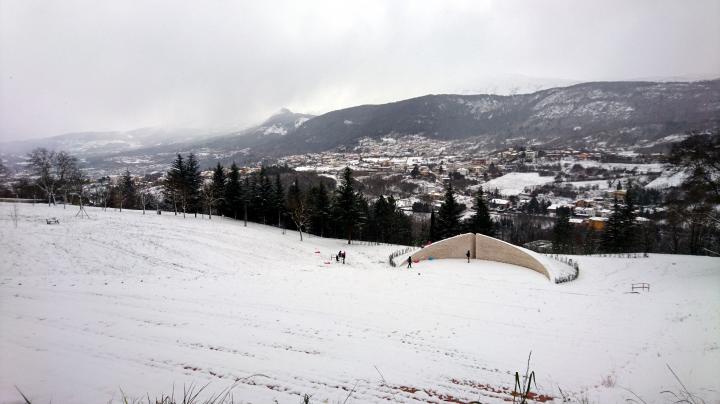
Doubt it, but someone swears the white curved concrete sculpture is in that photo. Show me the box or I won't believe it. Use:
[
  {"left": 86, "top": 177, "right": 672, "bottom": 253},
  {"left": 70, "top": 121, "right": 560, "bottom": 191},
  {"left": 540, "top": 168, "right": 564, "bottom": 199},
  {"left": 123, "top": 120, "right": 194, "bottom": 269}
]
[{"left": 409, "top": 232, "right": 551, "bottom": 280}]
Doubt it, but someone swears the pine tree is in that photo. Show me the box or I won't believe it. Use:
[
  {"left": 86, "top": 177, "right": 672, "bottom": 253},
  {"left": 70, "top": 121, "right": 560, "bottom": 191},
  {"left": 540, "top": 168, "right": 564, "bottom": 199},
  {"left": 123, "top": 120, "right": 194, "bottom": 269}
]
[
  {"left": 410, "top": 164, "right": 420, "bottom": 179},
  {"left": 258, "top": 171, "right": 273, "bottom": 224},
  {"left": 385, "top": 195, "right": 412, "bottom": 245},
  {"left": 333, "top": 167, "right": 361, "bottom": 244},
  {"left": 528, "top": 196, "right": 540, "bottom": 214},
  {"left": 582, "top": 226, "right": 599, "bottom": 255},
  {"left": 273, "top": 173, "right": 285, "bottom": 228},
  {"left": 165, "top": 154, "right": 186, "bottom": 215},
  {"left": 602, "top": 199, "right": 623, "bottom": 253},
  {"left": 371, "top": 195, "right": 390, "bottom": 242},
  {"left": 211, "top": 163, "right": 226, "bottom": 215},
  {"left": 308, "top": 182, "right": 331, "bottom": 237},
  {"left": 118, "top": 169, "right": 136, "bottom": 211},
  {"left": 620, "top": 187, "right": 637, "bottom": 252},
  {"left": 436, "top": 181, "right": 463, "bottom": 239},
  {"left": 552, "top": 207, "right": 573, "bottom": 253},
  {"left": 224, "top": 163, "right": 241, "bottom": 219},
  {"left": 184, "top": 153, "right": 202, "bottom": 217},
  {"left": 355, "top": 196, "right": 370, "bottom": 242},
  {"left": 242, "top": 176, "right": 251, "bottom": 225},
  {"left": 428, "top": 208, "right": 437, "bottom": 242},
  {"left": 466, "top": 187, "right": 494, "bottom": 236}
]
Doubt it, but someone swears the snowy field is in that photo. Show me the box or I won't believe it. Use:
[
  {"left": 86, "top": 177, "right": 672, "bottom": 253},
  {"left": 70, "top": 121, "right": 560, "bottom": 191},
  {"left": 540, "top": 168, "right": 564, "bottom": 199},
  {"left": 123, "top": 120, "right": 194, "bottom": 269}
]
[
  {"left": 1, "top": 203, "right": 719, "bottom": 403},
  {"left": 482, "top": 172, "right": 555, "bottom": 196},
  {"left": 559, "top": 159, "right": 666, "bottom": 174}
]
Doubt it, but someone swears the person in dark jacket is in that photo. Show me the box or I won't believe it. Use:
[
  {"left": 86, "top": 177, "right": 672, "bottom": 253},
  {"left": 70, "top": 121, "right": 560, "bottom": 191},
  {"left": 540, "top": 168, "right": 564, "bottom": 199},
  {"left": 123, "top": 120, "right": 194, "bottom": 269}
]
[
  {"left": 466, "top": 250, "right": 471, "bottom": 263},
  {"left": 341, "top": 251, "right": 346, "bottom": 264},
  {"left": 407, "top": 256, "right": 412, "bottom": 268}
]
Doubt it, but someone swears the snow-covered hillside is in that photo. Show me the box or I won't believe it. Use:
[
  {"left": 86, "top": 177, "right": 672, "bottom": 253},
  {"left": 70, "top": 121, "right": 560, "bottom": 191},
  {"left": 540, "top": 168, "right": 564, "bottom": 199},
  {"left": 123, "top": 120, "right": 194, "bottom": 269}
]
[
  {"left": 1, "top": 203, "right": 718, "bottom": 403},
  {"left": 482, "top": 172, "right": 555, "bottom": 196}
]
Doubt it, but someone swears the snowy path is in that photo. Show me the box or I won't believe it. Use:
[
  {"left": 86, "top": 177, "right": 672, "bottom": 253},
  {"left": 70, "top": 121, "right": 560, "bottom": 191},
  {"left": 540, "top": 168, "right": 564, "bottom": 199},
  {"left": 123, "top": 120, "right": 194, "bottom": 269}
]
[{"left": 1, "top": 203, "right": 719, "bottom": 403}]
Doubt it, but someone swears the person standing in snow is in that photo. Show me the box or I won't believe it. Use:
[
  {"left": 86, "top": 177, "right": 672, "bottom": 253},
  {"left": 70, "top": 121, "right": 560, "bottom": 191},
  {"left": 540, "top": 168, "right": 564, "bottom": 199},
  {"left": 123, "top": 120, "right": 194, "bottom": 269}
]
[
  {"left": 341, "top": 251, "right": 346, "bottom": 264},
  {"left": 466, "top": 250, "right": 471, "bottom": 263},
  {"left": 336, "top": 251, "right": 340, "bottom": 262},
  {"left": 407, "top": 256, "right": 412, "bottom": 268}
]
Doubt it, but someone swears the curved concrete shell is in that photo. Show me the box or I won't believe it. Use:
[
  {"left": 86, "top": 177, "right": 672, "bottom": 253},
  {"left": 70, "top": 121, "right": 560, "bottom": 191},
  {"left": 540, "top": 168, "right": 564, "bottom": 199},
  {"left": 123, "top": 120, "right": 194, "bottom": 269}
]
[
  {"left": 409, "top": 233, "right": 551, "bottom": 280},
  {"left": 474, "top": 234, "right": 550, "bottom": 280}
]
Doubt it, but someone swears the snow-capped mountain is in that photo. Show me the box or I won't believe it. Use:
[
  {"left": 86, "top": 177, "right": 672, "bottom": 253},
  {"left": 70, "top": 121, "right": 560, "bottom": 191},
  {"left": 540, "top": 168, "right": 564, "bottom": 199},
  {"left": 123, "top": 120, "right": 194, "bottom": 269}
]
[{"left": 266, "top": 79, "right": 720, "bottom": 154}]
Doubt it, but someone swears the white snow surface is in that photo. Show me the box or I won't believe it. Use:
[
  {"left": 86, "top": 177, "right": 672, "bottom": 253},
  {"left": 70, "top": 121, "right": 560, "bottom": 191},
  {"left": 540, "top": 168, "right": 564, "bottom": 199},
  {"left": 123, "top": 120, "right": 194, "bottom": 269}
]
[
  {"left": 645, "top": 169, "right": 690, "bottom": 189},
  {"left": 482, "top": 172, "right": 555, "bottom": 196},
  {"left": 1, "top": 204, "right": 719, "bottom": 403}
]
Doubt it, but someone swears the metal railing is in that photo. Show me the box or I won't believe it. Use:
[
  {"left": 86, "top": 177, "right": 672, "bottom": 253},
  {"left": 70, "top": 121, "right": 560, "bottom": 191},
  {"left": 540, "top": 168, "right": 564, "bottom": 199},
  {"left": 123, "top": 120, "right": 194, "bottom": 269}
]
[
  {"left": 388, "top": 246, "right": 418, "bottom": 267},
  {"left": 544, "top": 254, "right": 580, "bottom": 284}
]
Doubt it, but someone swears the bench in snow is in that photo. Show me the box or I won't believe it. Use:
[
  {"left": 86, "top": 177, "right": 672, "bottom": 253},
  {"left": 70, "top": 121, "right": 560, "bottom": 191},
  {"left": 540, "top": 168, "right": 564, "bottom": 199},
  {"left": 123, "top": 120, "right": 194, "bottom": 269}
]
[
  {"left": 46, "top": 217, "right": 59, "bottom": 225},
  {"left": 631, "top": 283, "right": 650, "bottom": 292}
]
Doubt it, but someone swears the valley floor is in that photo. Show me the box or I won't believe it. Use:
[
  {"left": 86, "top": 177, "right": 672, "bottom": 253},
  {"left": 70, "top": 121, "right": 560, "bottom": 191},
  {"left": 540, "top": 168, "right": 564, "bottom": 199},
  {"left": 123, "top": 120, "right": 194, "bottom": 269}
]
[{"left": 0, "top": 203, "right": 718, "bottom": 403}]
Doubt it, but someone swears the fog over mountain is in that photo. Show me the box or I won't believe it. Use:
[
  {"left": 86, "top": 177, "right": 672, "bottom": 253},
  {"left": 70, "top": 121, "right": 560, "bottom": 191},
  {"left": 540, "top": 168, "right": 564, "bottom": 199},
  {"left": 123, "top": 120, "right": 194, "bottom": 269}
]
[{"left": 2, "top": 79, "right": 717, "bottom": 175}]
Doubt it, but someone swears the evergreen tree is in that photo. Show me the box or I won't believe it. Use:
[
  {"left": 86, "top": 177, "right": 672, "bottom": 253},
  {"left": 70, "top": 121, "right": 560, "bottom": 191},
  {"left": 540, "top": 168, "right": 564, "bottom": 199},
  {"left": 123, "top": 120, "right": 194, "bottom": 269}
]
[
  {"left": 602, "top": 199, "right": 623, "bottom": 253},
  {"left": 308, "top": 182, "right": 331, "bottom": 237},
  {"left": 488, "top": 162, "right": 501, "bottom": 178},
  {"left": 273, "top": 173, "right": 285, "bottom": 228},
  {"left": 185, "top": 153, "right": 202, "bottom": 217},
  {"left": 620, "top": 187, "right": 637, "bottom": 252},
  {"left": 528, "top": 196, "right": 540, "bottom": 214},
  {"left": 428, "top": 208, "right": 437, "bottom": 242},
  {"left": 436, "top": 181, "right": 463, "bottom": 239},
  {"left": 224, "top": 163, "right": 241, "bottom": 219},
  {"left": 333, "top": 167, "right": 361, "bottom": 244},
  {"left": 371, "top": 195, "right": 390, "bottom": 242},
  {"left": 386, "top": 195, "right": 412, "bottom": 245},
  {"left": 355, "top": 195, "right": 371, "bottom": 241},
  {"left": 582, "top": 226, "right": 599, "bottom": 255},
  {"left": 552, "top": 207, "right": 573, "bottom": 253},
  {"left": 410, "top": 164, "right": 420, "bottom": 179},
  {"left": 119, "top": 169, "right": 136, "bottom": 211},
  {"left": 165, "top": 154, "right": 186, "bottom": 215},
  {"left": 242, "top": 176, "right": 251, "bottom": 225},
  {"left": 211, "top": 163, "right": 226, "bottom": 215},
  {"left": 258, "top": 170, "right": 273, "bottom": 224},
  {"left": 466, "top": 187, "right": 494, "bottom": 236},
  {"left": 247, "top": 173, "right": 259, "bottom": 222}
]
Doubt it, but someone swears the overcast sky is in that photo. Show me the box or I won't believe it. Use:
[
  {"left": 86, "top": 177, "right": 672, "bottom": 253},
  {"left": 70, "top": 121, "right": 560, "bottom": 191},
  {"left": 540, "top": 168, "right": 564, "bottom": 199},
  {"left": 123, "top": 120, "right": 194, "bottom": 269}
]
[{"left": 1, "top": 0, "right": 718, "bottom": 142}]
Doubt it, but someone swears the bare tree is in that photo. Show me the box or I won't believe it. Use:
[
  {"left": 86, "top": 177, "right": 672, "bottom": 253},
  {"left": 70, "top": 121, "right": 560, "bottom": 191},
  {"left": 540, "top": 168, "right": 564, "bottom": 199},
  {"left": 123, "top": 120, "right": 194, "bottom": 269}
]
[
  {"left": 55, "top": 151, "right": 80, "bottom": 209},
  {"left": 137, "top": 177, "right": 152, "bottom": 215},
  {"left": 201, "top": 182, "right": 222, "bottom": 220},
  {"left": 27, "top": 148, "right": 57, "bottom": 206},
  {"left": 289, "top": 198, "right": 310, "bottom": 241}
]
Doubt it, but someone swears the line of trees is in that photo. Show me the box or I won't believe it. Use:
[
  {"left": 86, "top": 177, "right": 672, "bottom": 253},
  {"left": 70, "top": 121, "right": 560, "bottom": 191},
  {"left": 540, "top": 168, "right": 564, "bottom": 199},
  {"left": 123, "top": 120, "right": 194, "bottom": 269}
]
[
  {"left": 167, "top": 157, "right": 415, "bottom": 245},
  {"left": 427, "top": 182, "right": 495, "bottom": 242},
  {"left": 7, "top": 131, "right": 717, "bottom": 256},
  {"left": 21, "top": 148, "right": 85, "bottom": 207}
]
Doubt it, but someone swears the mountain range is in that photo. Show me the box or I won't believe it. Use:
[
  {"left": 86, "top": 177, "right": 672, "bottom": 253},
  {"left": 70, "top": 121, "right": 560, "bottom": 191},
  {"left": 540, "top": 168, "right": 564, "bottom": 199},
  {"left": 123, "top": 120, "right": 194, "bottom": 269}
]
[{"left": 2, "top": 79, "right": 718, "bottom": 173}]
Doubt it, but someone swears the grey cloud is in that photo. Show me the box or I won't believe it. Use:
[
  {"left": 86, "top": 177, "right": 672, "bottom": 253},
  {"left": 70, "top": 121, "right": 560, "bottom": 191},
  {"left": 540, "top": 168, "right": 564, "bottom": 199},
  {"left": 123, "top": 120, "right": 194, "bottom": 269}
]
[{"left": 1, "top": 0, "right": 718, "bottom": 141}]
